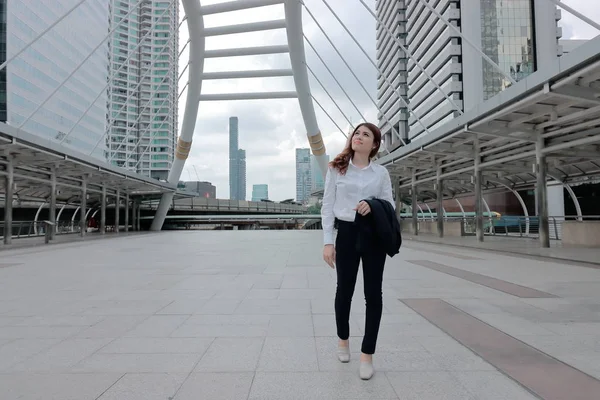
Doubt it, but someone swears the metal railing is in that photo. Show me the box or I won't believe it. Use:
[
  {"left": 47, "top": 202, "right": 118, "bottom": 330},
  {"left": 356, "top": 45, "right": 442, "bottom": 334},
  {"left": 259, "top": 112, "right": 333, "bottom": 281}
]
[
  {"left": 0, "top": 220, "right": 81, "bottom": 240},
  {"left": 410, "top": 215, "right": 600, "bottom": 241}
]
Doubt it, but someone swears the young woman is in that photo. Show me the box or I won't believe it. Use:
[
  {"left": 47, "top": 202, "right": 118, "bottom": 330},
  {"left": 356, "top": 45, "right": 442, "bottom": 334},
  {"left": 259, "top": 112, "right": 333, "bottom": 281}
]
[{"left": 321, "top": 122, "right": 395, "bottom": 380}]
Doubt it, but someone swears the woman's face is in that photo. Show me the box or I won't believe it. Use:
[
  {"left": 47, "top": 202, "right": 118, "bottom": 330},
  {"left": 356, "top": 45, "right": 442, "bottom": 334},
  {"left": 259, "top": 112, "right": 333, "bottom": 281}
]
[{"left": 351, "top": 125, "right": 376, "bottom": 155}]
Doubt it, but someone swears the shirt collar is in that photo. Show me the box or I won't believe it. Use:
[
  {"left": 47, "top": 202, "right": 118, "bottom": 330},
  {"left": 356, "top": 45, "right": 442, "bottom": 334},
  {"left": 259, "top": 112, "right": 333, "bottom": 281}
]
[{"left": 349, "top": 158, "right": 373, "bottom": 171}]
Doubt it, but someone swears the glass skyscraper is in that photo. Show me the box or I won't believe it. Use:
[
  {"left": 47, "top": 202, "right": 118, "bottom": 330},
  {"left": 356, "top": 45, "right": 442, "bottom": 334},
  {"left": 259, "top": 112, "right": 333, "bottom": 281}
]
[
  {"left": 252, "top": 184, "right": 269, "bottom": 202},
  {"left": 229, "top": 117, "right": 246, "bottom": 200},
  {"left": 296, "top": 148, "right": 311, "bottom": 204},
  {"left": 1, "top": 0, "right": 109, "bottom": 158},
  {"left": 376, "top": 0, "right": 562, "bottom": 143},
  {"left": 107, "top": 0, "right": 179, "bottom": 180},
  {"left": 481, "top": 0, "right": 536, "bottom": 100}
]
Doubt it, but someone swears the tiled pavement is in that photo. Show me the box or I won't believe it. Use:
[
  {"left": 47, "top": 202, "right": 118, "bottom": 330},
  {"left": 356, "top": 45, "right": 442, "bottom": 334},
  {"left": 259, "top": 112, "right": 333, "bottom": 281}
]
[{"left": 1, "top": 230, "right": 600, "bottom": 399}]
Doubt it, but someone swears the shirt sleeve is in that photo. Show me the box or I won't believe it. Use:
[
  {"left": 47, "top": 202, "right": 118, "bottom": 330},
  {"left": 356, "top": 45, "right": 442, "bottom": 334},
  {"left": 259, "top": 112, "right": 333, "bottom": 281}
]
[
  {"left": 380, "top": 167, "right": 395, "bottom": 210},
  {"left": 321, "top": 166, "right": 336, "bottom": 245}
]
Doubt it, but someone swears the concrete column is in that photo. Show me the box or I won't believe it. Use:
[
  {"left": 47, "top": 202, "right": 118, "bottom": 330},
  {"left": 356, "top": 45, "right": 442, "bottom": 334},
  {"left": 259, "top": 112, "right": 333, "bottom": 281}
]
[
  {"left": 393, "top": 177, "right": 402, "bottom": 219},
  {"left": 536, "top": 135, "right": 550, "bottom": 248},
  {"left": 115, "top": 190, "right": 120, "bottom": 233},
  {"left": 474, "top": 139, "right": 484, "bottom": 242},
  {"left": 100, "top": 185, "right": 106, "bottom": 235},
  {"left": 124, "top": 194, "right": 130, "bottom": 232},
  {"left": 80, "top": 177, "right": 87, "bottom": 237},
  {"left": 460, "top": 0, "right": 483, "bottom": 111},
  {"left": 436, "top": 167, "right": 444, "bottom": 238},
  {"left": 136, "top": 202, "right": 141, "bottom": 231},
  {"left": 533, "top": 0, "right": 559, "bottom": 72},
  {"left": 411, "top": 169, "right": 418, "bottom": 236},
  {"left": 131, "top": 201, "right": 137, "bottom": 232},
  {"left": 49, "top": 167, "right": 57, "bottom": 240},
  {"left": 3, "top": 155, "right": 13, "bottom": 245}
]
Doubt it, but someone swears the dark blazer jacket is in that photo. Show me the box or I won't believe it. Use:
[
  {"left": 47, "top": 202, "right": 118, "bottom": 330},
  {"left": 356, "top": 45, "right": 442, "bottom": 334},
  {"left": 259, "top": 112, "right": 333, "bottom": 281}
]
[{"left": 354, "top": 198, "right": 402, "bottom": 257}]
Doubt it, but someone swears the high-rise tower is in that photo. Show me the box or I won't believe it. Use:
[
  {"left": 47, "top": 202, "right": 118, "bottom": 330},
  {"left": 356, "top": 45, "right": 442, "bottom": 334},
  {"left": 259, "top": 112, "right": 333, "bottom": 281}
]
[{"left": 107, "top": 0, "right": 179, "bottom": 180}]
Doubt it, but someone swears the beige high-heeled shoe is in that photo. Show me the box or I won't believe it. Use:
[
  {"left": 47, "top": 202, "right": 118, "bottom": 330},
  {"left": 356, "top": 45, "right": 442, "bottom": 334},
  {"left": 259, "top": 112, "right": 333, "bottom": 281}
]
[
  {"left": 359, "top": 361, "right": 374, "bottom": 380},
  {"left": 337, "top": 344, "right": 350, "bottom": 363}
]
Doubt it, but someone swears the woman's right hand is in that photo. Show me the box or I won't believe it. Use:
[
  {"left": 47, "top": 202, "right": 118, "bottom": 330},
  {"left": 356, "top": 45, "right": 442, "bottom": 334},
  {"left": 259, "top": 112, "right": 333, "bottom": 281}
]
[{"left": 323, "top": 244, "right": 336, "bottom": 269}]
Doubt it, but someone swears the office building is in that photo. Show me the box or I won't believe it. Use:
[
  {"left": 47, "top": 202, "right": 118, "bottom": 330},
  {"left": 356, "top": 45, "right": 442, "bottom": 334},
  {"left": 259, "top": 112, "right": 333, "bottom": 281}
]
[
  {"left": 182, "top": 181, "right": 216, "bottom": 198},
  {"left": 296, "top": 148, "right": 312, "bottom": 204},
  {"left": 229, "top": 117, "right": 239, "bottom": 199},
  {"left": 238, "top": 148, "right": 246, "bottom": 201},
  {"left": 228, "top": 116, "right": 246, "bottom": 200},
  {"left": 559, "top": 39, "right": 588, "bottom": 55},
  {"left": 252, "top": 184, "right": 269, "bottom": 202},
  {"left": 1, "top": 0, "right": 109, "bottom": 159},
  {"left": 311, "top": 154, "right": 328, "bottom": 191},
  {"left": 107, "top": 0, "right": 179, "bottom": 180},
  {"left": 376, "top": 0, "right": 562, "bottom": 146}
]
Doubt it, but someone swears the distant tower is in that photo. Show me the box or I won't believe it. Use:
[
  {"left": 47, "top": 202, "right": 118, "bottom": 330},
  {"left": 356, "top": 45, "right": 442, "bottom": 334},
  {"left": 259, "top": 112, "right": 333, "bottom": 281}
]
[
  {"left": 295, "top": 148, "right": 311, "bottom": 203},
  {"left": 238, "top": 148, "right": 246, "bottom": 201},
  {"left": 229, "top": 117, "right": 239, "bottom": 200}
]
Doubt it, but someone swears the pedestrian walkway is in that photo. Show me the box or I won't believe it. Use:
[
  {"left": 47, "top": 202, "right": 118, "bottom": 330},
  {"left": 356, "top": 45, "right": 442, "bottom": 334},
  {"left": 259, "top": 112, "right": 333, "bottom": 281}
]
[
  {"left": 403, "top": 233, "right": 600, "bottom": 266},
  {"left": 1, "top": 231, "right": 599, "bottom": 399}
]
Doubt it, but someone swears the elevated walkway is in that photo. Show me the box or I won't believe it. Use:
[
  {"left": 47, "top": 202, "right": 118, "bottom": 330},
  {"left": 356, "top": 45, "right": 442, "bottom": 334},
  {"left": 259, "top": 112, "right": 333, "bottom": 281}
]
[
  {"left": 403, "top": 234, "right": 600, "bottom": 267},
  {"left": 1, "top": 231, "right": 600, "bottom": 399}
]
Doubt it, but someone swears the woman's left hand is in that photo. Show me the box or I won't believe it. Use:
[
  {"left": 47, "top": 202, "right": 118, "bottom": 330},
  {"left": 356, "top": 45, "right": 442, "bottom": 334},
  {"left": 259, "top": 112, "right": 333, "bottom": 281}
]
[{"left": 354, "top": 201, "right": 371, "bottom": 216}]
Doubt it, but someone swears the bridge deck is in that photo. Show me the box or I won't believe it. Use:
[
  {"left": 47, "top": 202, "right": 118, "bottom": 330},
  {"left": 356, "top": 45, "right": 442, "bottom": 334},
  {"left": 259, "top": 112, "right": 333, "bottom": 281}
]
[{"left": 1, "top": 231, "right": 600, "bottom": 399}]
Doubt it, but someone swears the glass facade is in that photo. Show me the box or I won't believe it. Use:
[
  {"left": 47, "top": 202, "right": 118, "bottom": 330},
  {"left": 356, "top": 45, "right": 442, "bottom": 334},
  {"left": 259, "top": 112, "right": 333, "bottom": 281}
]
[
  {"left": 481, "top": 0, "right": 536, "bottom": 100},
  {"left": 252, "top": 184, "right": 268, "bottom": 202},
  {"left": 0, "top": 0, "right": 6, "bottom": 123},
  {"left": 107, "top": 0, "right": 179, "bottom": 180},
  {"left": 5, "top": 0, "right": 109, "bottom": 158},
  {"left": 295, "top": 148, "right": 311, "bottom": 204}
]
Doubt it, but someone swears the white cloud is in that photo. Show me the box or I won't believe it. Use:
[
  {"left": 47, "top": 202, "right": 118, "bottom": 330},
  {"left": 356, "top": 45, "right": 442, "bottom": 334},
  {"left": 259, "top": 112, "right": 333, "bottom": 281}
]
[{"left": 177, "top": 0, "right": 597, "bottom": 201}]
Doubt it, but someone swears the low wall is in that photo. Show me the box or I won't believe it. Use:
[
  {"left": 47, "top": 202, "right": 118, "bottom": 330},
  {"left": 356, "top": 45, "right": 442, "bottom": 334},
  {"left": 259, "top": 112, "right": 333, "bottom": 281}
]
[
  {"left": 562, "top": 221, "right": 600, "bottom": 247},
  {"left": 400, "top": 220, "right": 464, "bottom": 236}
]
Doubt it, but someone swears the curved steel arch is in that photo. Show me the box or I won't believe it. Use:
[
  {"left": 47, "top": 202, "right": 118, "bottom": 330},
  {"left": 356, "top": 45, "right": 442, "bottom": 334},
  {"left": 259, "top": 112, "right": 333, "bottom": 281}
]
[
  {"left": 151, "top": 0, "right": 326, "bottom": 230},
  {"left": 151, "top": 0, "right": 205, "bottom": 231},
  {"left": 284, "top": 0, "right": 327, "bottom": 175}
]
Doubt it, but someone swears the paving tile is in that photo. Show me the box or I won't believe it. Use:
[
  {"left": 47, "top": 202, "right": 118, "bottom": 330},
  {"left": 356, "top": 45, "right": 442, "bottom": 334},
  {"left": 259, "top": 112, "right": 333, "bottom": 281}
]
[
  {"left": 267, "top": 314, "right": 314, "bottom": 337},
  {"left": 124, "top": 315, "right": 190, "bottom": 337},
  {"left": 9, "top": 338, "right": 112, "bottom": 372},
  {"left": 195, "top": 337, "right": 264, "bottom": 372},
  {"left": 257, "top": 337, "right": 318, "bottom": 372},
  {"left": 99, "top": 337, "right": 214, "bottom": 354},
  {"left": 97, "top": 373, "right": 187, "bottom": 400},
  {"left": 248, "top": 371, "right": 398, "bottom": 400},
  {"left": 0, "top": 338, "right": 62, "bottom": 371},
  {"left": 174, "top": 372, "right": 254, "bottom": 400},
  {"left": 386, "top": 371, "right": 476, "bottom": 400},
  {"left": 71, "top": 353, "right": 202, "bottom": 373},
  {"left": 0, "top": 372, "right": 123, "bottom": 400}
]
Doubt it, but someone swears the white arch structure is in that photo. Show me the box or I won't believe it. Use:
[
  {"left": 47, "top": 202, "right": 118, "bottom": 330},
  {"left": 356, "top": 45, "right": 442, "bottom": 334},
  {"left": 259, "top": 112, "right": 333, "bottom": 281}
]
[{"left": 151, "top": 0, "right": 327, "bottom": 231}]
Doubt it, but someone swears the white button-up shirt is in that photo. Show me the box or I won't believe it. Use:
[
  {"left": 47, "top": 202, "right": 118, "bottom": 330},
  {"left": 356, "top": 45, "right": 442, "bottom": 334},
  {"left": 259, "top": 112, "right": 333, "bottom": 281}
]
[{"left": 321, "top": 159, "right": 395, "bottom": 245}]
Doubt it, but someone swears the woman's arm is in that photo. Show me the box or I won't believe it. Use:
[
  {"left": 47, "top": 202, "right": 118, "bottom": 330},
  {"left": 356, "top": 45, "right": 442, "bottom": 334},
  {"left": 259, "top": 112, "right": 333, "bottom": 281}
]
[
  {"left": 380, "top": 168, "right": 395, "bottom": 209},
  {"left": 321, "top": 166, "right": 337, "bottom": 245}
]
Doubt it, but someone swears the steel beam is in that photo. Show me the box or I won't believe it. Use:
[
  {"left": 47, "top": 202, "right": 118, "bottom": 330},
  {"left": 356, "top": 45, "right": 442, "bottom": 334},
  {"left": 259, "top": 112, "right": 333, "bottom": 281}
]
[
  {"left": 3, "top": 155, "right": 13, "bottom": 245},
  {"left": 436, "top": 167, "right": 444, "bottom": 238},
  {"left": 412, "top": 170, "right": 418, "bottom": 236},
  {"left": 80, "top": 177, "right": 87, "bottom": 237},
  {"left": 125, "top": 194, "right": 130, "bottom": 232},
  {"left": 199, "top": 91, "right": 297, "bottom": 101},
  {"left": 50, "top": 167, "right": 56, "bottom": 240},
  {"left": 204, "top": 20, "right": 286, "bottom": 36},
  {"left": 536, "top": 135, "right": 550, "bottom": 248},
  {"left": 115, "top": 189, "right": 120, "bottom": 233},
  {"left": 474, "top": 139, "right": 484, "bottom": 242},
  {"left": 100, "top": 184, "right": 106, "bottom": 235}
]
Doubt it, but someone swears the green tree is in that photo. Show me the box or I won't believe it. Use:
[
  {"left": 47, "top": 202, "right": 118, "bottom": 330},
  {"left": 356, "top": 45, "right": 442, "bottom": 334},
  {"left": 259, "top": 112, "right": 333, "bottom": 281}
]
[{"left": 307, "top": 203, "right": 322, "bottom": 214}]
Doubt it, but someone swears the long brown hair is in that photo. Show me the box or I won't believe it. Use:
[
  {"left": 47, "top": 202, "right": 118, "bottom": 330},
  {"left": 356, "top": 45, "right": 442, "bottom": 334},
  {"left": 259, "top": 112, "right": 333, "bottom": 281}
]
[{"left": 329, "top": 122, "right": 382, "bottom": 175}]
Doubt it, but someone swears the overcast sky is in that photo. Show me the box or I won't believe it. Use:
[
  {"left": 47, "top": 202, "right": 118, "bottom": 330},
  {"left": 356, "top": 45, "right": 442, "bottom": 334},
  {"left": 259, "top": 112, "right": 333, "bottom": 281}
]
[{"left": 178, "top": 0, "right": 599, "bottom": 201}]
